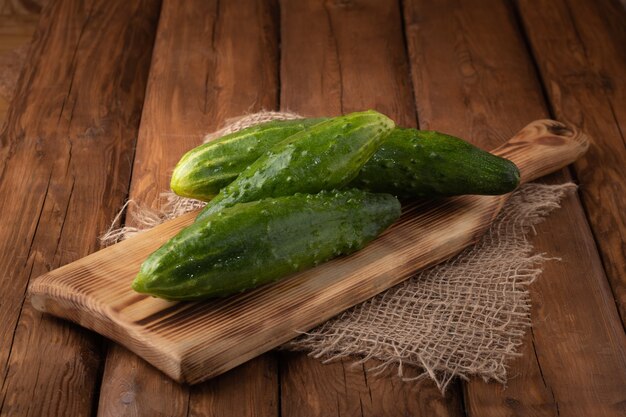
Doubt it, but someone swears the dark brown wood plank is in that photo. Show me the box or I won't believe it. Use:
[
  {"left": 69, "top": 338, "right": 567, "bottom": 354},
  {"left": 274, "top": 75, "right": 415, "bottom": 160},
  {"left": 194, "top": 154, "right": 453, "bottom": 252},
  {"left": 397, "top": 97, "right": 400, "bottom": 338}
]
[
  {"left": 0, "top": 2, "right": 42, "bottom": 123},
  {"left": 187, "top": 354, "right": 278, "bottom": 417},
  {"left": 96, "top": 0, "right": 280, "bottom": 415},
  {"left": 280, "top": 352, "right": 464, "bottom": 417},
  {"left": 0, "top": 0, "right": 160, "bottom": 415},
  {"left": 516, "top": 0, "right": 626, "bottom": 326},
  {"left": 402, "top": 0, "right": 626, "bottom": 415},
  {"left": 279, "top": 1, "right": 465, "bottom": 415}
]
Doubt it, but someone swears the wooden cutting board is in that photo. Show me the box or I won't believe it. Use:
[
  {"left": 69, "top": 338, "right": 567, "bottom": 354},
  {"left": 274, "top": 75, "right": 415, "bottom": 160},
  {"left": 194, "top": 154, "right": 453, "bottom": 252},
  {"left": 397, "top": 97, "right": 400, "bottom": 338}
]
[{"left": 28, "top": 120, "right": 588, "bottom": 384}]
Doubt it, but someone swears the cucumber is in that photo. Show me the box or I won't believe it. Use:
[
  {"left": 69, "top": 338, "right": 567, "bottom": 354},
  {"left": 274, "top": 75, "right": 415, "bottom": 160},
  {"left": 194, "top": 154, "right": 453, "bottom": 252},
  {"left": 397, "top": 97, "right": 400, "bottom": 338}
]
[
  {"left": 171, "top": 120, "right": 519, "bottom": 203},
  {"left": 132, "top": 190, "right": 401, "bottom": 300},
  {"left": 171, "top": 118, "right": 325, "bottom": 200},
  {"left": 353, "top": 128, "right": 520, "bottom": 198},
  {"left": 195, "top": 110, "right": 395, "bottom": 221}
]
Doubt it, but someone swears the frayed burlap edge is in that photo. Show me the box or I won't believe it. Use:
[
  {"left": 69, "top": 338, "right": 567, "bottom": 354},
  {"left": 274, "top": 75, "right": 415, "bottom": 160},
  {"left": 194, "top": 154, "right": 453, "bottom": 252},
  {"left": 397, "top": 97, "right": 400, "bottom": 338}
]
[
  {"left": 101, "top": 193, "right": 206, "bottom": 244},
  {"left": 100, "top": 111, "right": 577, "bottom": 392}
]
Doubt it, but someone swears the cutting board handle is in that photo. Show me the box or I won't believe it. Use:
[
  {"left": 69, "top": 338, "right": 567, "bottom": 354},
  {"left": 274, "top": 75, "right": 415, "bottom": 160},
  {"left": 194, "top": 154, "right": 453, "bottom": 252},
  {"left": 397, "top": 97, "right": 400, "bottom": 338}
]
[{"left": 492, "top": 119, "right": 590, "bottom": 185}]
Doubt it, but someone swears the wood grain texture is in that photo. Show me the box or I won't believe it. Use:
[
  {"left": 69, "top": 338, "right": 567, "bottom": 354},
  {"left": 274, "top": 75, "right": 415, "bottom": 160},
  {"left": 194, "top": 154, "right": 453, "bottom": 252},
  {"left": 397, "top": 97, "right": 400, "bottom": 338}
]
[
  {"left": 277, "top": 0, "right": 445, "bottom": 415},
  {"left": 280, "top": 0, "right": 415, "bottom": 126},
  {"left": 0, "top": 0, "right": 43, "bottom": 126},
  {"left": 0, "top": 0, "right": 160, "bottom": 415},
  {"left": 95, "top": 0, "right": 280, "bottom": 416},
  {"left": 516, "top": 0, "right": 626, "bottom": 327},
  {"left": 402, "top": 0, "right": 626, "bottom": 415},
  {"left": 187, "top": 354, "right": 278, "bottom": 417},
  {"left": 0, "top": 0, "right": 45, "bottom": 15},
  {"left": 279, "top": 352, "right": 464, "bottom": 417},
  {"left": 28, "top": 120, "right": 588, "bottom": 384}
]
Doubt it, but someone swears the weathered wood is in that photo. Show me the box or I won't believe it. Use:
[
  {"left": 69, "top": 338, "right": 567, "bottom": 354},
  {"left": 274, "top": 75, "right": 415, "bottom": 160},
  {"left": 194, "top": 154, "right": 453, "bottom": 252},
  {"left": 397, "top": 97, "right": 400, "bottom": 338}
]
[
  {"left": 516, "top": 0, "right": 626, "bottom": 326},
  {"left": 278, "top": 1, "right": 453, "bottom": 414},
  {"left": 280, "top": 352, "right": 464, "bottom": 417},
  {"left": 402, "top": 0, "right": 626, "bottom": 415},
  {"left": 0, "top": 0, "right": 45, "bottom": 15},
  {"left": 95, "top": 0, "right": 280, "bottom": 415},
  {"left": 0, "top": 0, "right": 160, "bottom": 415},
  {"left": 187, "top": 354, "right": 279, "bottom": 417},
  {"left": 0, "top": 0, "right": 45, "bottom": 132}
]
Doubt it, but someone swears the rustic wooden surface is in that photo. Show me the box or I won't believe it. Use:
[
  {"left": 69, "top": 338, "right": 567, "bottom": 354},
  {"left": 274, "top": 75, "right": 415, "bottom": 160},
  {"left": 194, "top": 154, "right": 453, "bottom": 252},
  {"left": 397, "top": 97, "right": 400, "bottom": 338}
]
[{"left": 1, "top": 0, "right": 625, "bottom": 416}]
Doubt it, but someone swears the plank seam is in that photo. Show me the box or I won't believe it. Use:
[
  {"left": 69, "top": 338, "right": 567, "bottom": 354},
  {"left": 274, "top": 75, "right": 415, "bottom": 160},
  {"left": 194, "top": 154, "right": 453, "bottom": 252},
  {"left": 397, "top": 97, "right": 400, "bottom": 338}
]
[
  {"left": 529, "top": 326, "right": 559, "bottom": 414},
  {"left": 0, "top": 170, "right": 52, "bottom": 412},
  {"left": 397, "top": 0, "right": 420, "bottom": 128},
  {"left": 322, "top": 2, "right": 344, "bottom": 115},
  {"left": 88, "top": 340, "right": 107, "bottom": 417},
  {"left": 57, "top": 0, "right": 96, "bottom": 126}
]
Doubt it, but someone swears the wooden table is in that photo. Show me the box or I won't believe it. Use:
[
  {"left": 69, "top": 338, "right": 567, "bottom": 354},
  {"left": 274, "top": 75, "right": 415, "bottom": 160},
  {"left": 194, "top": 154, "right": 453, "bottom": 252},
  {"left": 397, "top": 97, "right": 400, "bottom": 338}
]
[{"left": 1, "top": 0, "right": 624, "bottom": 415}]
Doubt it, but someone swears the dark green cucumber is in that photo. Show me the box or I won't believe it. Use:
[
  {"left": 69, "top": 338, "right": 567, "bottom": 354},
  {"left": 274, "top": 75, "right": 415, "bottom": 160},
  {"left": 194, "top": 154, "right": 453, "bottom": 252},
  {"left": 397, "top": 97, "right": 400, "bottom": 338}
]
[
  {"left": 132, "top": 190, "right": 401, "bottom": 300},
  {"left": 171, "top": 118, "right": 325, "bottom": 200},
  {"left": 171, "top": 119, "right": 519, "bottom": 203},
  {"left": 352, "top": 128, "right": 520, "bottom": 199},
  {"left": 196, "top": 110, "right": 394, "bottom": 221}
]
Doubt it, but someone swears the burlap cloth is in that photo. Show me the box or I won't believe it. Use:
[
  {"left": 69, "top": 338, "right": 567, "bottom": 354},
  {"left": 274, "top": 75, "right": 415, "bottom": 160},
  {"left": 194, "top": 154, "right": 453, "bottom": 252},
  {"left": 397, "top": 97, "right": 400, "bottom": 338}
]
[{"left": 101, "top": 114, "right": 574, "bottom": 392}]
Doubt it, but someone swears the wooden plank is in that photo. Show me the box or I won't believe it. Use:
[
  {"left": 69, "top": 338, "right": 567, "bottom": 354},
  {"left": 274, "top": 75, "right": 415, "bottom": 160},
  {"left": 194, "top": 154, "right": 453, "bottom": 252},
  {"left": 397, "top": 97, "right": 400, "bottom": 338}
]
[
  {"left": 187, "top": 355, "right": 278, "bottom": 417},
  {"left": 96, "top": 0, "right": 280, "bottom": 415},
  {"left": 280, "top": 352, "right": 465, "bottom": 417},
  {"left": 0, "top": 0, "right": 45, "bottom": 15},
  {"left": 402, "top": 0, "right": 626, "bottom": 415},
  {"left": 516, "top": 0, "right": 626, "bottom": 326},
  {"left": 0, "top": 1, "right": 42, "bottom": 125},
  {"left": 0, "top": 0, "right": 160, "bottom": 415},
  {"left": 279, "top": 1, "right": 464, "bottom": 415}
]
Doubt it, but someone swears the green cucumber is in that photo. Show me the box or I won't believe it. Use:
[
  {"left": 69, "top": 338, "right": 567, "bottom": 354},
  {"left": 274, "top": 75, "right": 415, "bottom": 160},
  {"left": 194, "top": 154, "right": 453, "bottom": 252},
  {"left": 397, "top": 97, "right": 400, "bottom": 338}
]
[
  {"left": 353, "top": 128, "right": 520, "bottom": 198},
  {"left": 196, "top": 110, "right": 394, "bottom": 221},
  {"left": 171, "top": 118, "right": 325, "bottom": 200},
  {"left": 171, "top": 119, "right": 519, "bottom": 203},
  {"left": 132, "top": 190, "right": 401, "bottom": 300}
]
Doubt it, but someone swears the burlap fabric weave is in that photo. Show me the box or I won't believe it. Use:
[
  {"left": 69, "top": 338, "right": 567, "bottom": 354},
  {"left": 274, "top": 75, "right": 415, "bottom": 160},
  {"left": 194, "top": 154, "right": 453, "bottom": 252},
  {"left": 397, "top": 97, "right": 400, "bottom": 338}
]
[{"left": 101, "top": 112, "right": 576, "bottom": 392}]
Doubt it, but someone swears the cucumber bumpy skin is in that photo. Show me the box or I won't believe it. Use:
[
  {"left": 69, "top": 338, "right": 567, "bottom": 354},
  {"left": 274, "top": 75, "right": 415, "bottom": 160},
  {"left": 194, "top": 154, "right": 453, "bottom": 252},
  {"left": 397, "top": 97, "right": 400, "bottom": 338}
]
[
  {"left": 353, "top": 128, "right": 520, "bottom": 199},
  {"left": 195, "top": 110, "right": 395, "bottom": 222},
  {"left": 170, "top": 118, "right": 325, "bottom": 200},
  {"left": 171, "top": 121, "right": 519, "bottom": 203},
  {"left": 132, "top": 190, "right": 401, "bottom": 300}
]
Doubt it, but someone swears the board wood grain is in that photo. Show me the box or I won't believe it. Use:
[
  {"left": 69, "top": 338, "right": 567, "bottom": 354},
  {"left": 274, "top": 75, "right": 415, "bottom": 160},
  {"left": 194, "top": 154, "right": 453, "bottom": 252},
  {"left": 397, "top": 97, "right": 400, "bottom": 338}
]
[{"left": 28, "top": 119, "right": 588, "bottom": 385}]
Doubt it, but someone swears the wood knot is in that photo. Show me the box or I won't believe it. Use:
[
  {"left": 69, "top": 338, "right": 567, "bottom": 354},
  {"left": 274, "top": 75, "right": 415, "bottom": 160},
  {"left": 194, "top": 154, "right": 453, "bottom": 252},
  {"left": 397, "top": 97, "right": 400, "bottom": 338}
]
[{"left": 546, "top": 122, "right": 572, "bottom": 137}]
